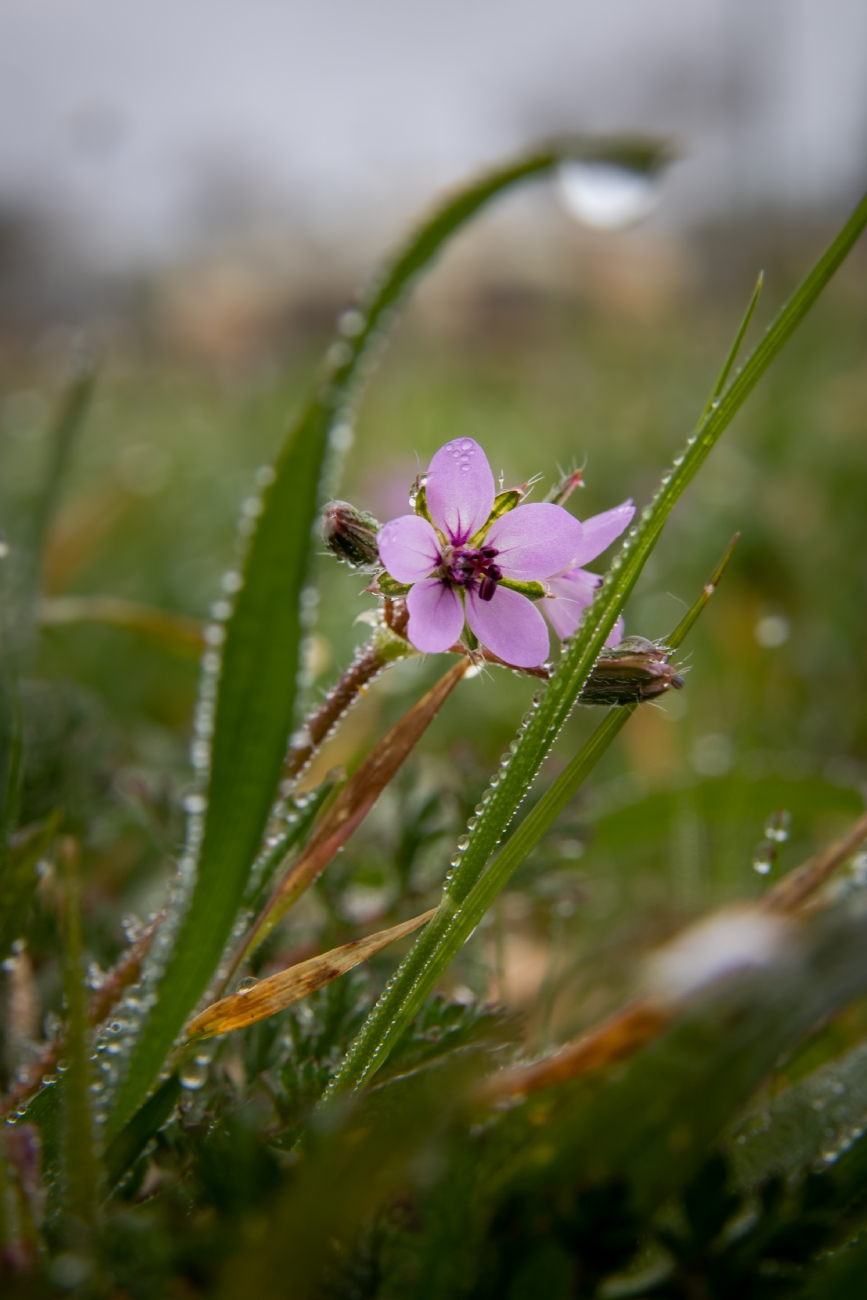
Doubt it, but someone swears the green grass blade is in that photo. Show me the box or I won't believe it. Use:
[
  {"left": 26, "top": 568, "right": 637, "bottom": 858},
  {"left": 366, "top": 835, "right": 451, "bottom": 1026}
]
[
  {"left": 29, "top": 363, "right": 97, "bottom": 579},
  {"left": 103, "top": 1074, "right": 181, "bottom": 1192},
  {"left": 0, "top": 811, "right": 63, "bottom": 960},
  {"left": 699, "top": 273, "right": 763, "bottom": 420},
  {"left": 106, "top": 136, "right": 669, "bottom": 1139},
  {"left": 0, "top": 592, "right": 22, "bottom": 861},
  {"left": 1, "top": 367, "right": 95, "bottom": 873},
  {"left": 327, "top": 192, "right": 867, "bottom": 1098},
  {"left": 60, "top": 843, "right": 100, "bottom": 1232}
]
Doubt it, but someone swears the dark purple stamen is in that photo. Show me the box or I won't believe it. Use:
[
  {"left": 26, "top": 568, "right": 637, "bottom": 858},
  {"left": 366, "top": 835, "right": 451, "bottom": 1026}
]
[{"left": 447, "top": 545, "right": 503, "bottom": 601}]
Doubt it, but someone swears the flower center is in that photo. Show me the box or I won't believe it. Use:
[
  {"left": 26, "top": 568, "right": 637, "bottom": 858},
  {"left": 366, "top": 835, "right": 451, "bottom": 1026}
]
[{"left": 445, "top": 545, "right": 502, "bottom": 602}]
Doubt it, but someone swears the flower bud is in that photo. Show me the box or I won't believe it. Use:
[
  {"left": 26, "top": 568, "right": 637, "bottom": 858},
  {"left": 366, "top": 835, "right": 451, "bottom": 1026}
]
[
  {"left": 322, "top": 501, "right": 383, "bottom": 570},
  {"left": 579, "top": 636, "right": 685, "bottom": 706},
  {"left": 545, "top": 467, "right": 584, "bottom": 507}
]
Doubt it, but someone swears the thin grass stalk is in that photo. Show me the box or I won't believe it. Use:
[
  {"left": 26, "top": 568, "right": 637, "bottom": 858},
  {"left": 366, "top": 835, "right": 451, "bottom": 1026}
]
[{"left": 59, "top": 839, "right": 99, "bottom": 1233}]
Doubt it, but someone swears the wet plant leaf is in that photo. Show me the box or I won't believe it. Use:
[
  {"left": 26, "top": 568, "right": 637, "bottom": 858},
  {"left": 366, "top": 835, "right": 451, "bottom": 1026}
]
[{"left": 726, "top": 1036, "right": 867, "bottom": 1191}]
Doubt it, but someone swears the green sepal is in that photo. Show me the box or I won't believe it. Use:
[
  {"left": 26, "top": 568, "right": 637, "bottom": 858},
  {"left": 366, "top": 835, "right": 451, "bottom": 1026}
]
[
  {"left": 468, "top": 489, "right": 523, "bottom": 545},
  {"left": 413, "top": 482, "right": 434, "bottom": 525},
  {"left": 374, "top": 574, "right": 413, "bottom": 597},
  {"left": 373, "top": 624, "right": 415, "bottom": 662}
]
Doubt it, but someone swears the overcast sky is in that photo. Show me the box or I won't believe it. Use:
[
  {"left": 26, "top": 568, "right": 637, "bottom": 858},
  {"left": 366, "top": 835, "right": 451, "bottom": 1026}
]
[{"left": 2, "top": 0, "right": 866, "bottom": 262}]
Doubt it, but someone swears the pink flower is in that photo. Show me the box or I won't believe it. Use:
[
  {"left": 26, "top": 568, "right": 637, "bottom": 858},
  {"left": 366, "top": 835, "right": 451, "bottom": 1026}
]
[
  {"left": 543, "top": 501, "right": 636, "bottom": 648},
  {"left": 378, "top": 438, "right": 587, "bottom": 668}
]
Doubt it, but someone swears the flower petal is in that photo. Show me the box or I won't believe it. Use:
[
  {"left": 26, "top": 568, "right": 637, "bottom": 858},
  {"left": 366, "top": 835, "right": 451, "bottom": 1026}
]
[
  {"left": 544, "top": 568, "right": 624, "bottom": 646},
  {"left": 406, "top": 578, "right": 465, "bottom": 653},
  {"left": 570, "top": 500, "right": 634, "bottom": 567},
  {"left": 607, "top": 616, "right": 624, "bottom": 648},
  {"left": 425, "top": 438, "right": 495, "bottom": 545},
  {"left": 543, "top": 568, "right": 600, "bottom": 640},
  {"left": 378, "top": 515, "right": 441, "bottom": 584},
  {"left": 486, "top": 502, "right": 583, "bottom": 581},
  {"left": 466, "top": 585, "right": 549, "bottom": 668}
]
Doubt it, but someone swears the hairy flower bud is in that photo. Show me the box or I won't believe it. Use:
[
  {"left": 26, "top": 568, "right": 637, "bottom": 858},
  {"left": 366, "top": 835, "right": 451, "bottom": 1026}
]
[
  {"left": 544, "top": 467, "right": 584, "bottom": 507},
  {"left": 579, "top": 636, "right": 685, "bottom": 706},
  {"left": 322, "top": 501, "right": 383, "bottom": 570}
]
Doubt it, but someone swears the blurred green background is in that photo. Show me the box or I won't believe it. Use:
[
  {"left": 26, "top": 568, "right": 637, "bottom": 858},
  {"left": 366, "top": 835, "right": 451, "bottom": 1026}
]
[{"left": 2, "top": 208, "right": 866, "bottom": 1052}]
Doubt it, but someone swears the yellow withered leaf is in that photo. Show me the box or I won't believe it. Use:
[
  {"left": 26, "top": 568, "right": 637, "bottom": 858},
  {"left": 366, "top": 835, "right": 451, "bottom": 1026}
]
[{"left": 187, "top": 908, "right": 436, "bottom": 1039}]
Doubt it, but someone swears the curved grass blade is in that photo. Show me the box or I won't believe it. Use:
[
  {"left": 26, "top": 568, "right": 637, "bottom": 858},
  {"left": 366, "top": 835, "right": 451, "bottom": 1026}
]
[
  {"left": 189, "top": 909, "right": 436, "bottom": 1040},
  {"left": 327, "top": 191, "right": 867, "bottom": 1097},
  {"left": 106, "top": 137, "right": 668, "bottom": 1140}
]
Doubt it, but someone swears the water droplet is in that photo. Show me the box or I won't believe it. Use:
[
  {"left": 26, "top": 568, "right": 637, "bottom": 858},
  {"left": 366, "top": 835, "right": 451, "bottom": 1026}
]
[
  {"left": 204, "top": 623, "right": 226, "bottom": 647},
  {"left": 236, "top": 976, "right": 258, "bottom": 994},
  {"left": 764, "top": 810, "right": 791, "bottom": 844},
  {"left": 752, "top": 840, "right": 776, "bottom": 876},
  {"left": 338, "top": 308, "right": 366, "bottom": 338},
  {"left": 456, "top": 836, "right": 470, "bottom": 850},
  {"left": 183, "top": 793, "right": 207, "bottom": 815},
  {"left": 180, "top": 1060, "right": 208, "bottom": 1091},
  {"left": 222, "top": 571, "right": 243, "bottom": 594},
  {"left": 558, "top": 161, "right": 660, "bottom": 229}
]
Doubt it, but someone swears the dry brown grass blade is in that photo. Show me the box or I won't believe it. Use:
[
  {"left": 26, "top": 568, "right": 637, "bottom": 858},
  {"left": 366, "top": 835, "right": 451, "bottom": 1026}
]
[
  {"left": 231, "top": 657, "right": 469, "bottom": 972},
  {"left": 188, "top": 909, "right": 436, "bottom": 1039},
  {"left": 480, "top": 1001, "right": 669, "bottom": 1102},
  {"left": 762, "top": 808, "right": 867, "bottom": 914}
]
